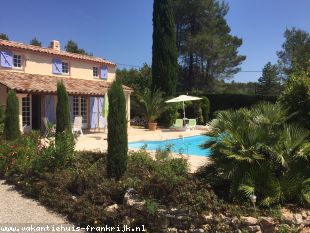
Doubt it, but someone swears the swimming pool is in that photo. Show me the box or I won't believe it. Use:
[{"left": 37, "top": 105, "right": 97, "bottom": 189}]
[{"left": 128, "top": 135, "right": 212, "bottom": 156}]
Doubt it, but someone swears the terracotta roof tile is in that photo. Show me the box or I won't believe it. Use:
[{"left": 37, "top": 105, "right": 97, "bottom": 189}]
[
  {"left": 0, "top": 71, "right": 131, "bottom": 96},
  {"left": 0, "top": 39, "right": 116, "bottom": 66}
]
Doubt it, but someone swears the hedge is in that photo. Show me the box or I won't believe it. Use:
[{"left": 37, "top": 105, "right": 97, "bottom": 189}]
[{"left": 205, "top": 94, "right": 277, "bottom": 117}]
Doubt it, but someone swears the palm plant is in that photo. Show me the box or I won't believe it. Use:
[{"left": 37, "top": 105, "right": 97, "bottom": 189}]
[
  {"left": 203, "top": 102, "right": 310, "bottom": 206},
  {"left": 133, "top": 89, "right": 166, "bottom": 129}
]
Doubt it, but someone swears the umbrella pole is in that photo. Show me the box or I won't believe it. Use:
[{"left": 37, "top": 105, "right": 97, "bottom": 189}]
[{"left": 183, "top": 101, "right": 185, "bottom": 127}]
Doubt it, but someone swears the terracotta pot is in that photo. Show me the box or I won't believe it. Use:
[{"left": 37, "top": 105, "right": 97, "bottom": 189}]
[{"left": 148, "top": 122, "right": 157, "bottom": 131}]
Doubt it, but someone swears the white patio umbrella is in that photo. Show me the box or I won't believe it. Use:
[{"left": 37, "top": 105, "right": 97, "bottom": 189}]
[{"left": 165, "top": 95, "right": 202, "bottom": 119}]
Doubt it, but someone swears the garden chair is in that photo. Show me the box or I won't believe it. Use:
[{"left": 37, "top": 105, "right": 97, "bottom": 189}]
[
  {"left": 171, "top": 119, "right": 183, "bottom": 130},
  {"left": 72, "top": 116, "right": 83, "bottom": 136},
  {"left": 43, "top": 117, "right": 55, "bottom": 137},
  {"left": 188, "top": 119, "right": 197, "bottom": 130}
]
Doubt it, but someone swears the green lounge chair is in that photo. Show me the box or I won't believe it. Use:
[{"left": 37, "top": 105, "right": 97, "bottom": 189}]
[
  {"left": 188, "top": 119, "right": 197, "bottom": 130},
  {"left": 172, "top": 119, "right": 183, "bottom": 129}
]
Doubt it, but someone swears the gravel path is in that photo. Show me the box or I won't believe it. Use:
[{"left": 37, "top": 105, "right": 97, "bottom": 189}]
[{"left": 0, "top": 180, "right": 67, "bottom": 224}]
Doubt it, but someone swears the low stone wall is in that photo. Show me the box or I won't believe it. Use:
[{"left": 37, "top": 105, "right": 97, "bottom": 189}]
[{"left": 104, "top": 188, "right": 310, "bottom": 233}]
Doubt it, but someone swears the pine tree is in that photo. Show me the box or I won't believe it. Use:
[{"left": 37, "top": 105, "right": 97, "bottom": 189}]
[
  {"left": 30, "top": 37, "right": 42, "bottom": 47},
  {"left": 107, "top": 79, "right": 128, "bottom": 180},
  {"left": 151, "top": 0, "right": 178, "bottom": 96},
  {"left": 3, "top": 90, "right": 20, "bottom": 140},
  {"left": 56, "top": 81, "right": 71, "bottom": 133},
  {"left": 257, "top": 62, "right": 281, "bottom": 95},
  {"left": 0, "top": 33, "right": 9, "bottom": 40}
]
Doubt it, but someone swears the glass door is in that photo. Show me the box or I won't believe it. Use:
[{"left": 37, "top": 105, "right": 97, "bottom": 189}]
[{"left": 73, "top": 96, "right": 88, "bottom": 129}]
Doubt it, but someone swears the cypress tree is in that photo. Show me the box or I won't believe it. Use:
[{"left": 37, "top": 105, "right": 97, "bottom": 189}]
[
  {"left": 4, "top": 90, "right": 20, "bottom": 140},
  {"left": 107, "top": 79, "right": 128, "bottom": 180},
  {"left": 56, "top": 81, "right": 71, "bottom": 133},
  {"left": 151, "top": 0, "right": 178, "bottom": 96}
]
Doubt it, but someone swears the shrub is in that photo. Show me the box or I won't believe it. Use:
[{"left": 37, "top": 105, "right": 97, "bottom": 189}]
[
  {"left": 202, "top": 103, "right": 310, "bottom": 206},
  {"left": 107, "top": 79, "right": 128, "bottom": 180},
  {"left": 56, "top": 81, "right": 71, "bottom": 134},
  {"left": 278, "top": 73, "right": 310, "bottom": 130},
  {"left": 0, "top": 105, "right": 4, "bottom": 134},
  {"left": 204, "top": 94, "right": 277, "bottom": 117},
  {"left": 201, "top": 96, "right": 210, "bottom": 122},
  {"left": 3, "top": 90, "right": 20, "bottom": 140},
  {"left": 157, "top": 104, "right": 179, "bottom": 127}
]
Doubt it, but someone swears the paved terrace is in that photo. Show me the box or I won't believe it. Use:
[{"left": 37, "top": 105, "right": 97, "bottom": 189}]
[{"left": 76, "top": 127, "right": 211, "bottom": 173}]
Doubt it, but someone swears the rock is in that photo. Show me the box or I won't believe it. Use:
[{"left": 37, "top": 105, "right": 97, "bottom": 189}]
[
  {"left": 281, "top": 210, "right": 295, "bottom": 224},
  {"left": 104, "top": 204, "right": 119, "bottom": 217},
  {"left": 294, "top": 213, "right": 303, "bottom": 225},
  {"left": 231, "top": 217, "right": 240, "bottom": 228},
  {"left": 240, "top": 216, "right": 258, "bottom": 226},
  {"left": 304, "top": 216, "right": 310, "bottom": 226},
  {"left": 189, "top": 229, "right": 204, "bottom": 233},
  {"left": 202, "top": 224, "right": 210, "bottom": 232},
  {"left": 123, "top": 188, "right": 145, "bottom": 211},
  {"left": 71, "top": 195, "right": 77, "bottom": 202},
  {"left": 166, "top": 227, "right": 178, "bottom": 233},
  {"left": 260, "top": 217, "right": 275, "bottom": 233},
  {"left": 247, "top": 225, "right": 261, "bottom": 233},
  {"left": 202, "top": 213, "right": 213, "bottom": 224},
  {"left": 122, "top": 216, "right": 135, "bottom": 225},
  {"left": 301, "top": 210, "right": 308, "bottom": 219},
  {"left": 300, "top": 227, "right": 310, "bottom": 233}
]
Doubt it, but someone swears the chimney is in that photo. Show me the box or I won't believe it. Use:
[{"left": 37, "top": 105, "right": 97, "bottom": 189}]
[{"left": 50, "top": 40, "right": 60, "bottom": 51}]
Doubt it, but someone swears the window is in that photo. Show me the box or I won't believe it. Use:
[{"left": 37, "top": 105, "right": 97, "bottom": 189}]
[
  {"left": 13, "top": 54, "right": 22, "bottom": 68},
  {"left": 22, "top": 96, "right": 31, "bottom": 126},
  {"left": 62, "top": 62, "right": 69, "bottom": 74},
  {"left": 93, "top": 67, "right": 98, "bottom": 77}
]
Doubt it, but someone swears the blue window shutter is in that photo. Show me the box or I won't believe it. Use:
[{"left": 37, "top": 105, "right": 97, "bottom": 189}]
[
  {"left": 100, "top": 65, "right": 108, "bottom": 80},
  {"left": 0, "top": 51, "right": 13, "bottom": 68},
  {"left": 52, "top": 59, "right": 62, "bottom": 74}
]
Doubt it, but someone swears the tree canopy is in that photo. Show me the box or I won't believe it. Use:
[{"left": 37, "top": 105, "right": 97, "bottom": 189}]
[
  {"left": 173, "top": 0, "right": 246, "bottom": 92},
  {"left": 257, "top": 62, "right": 281, "bottom": 96},
  {"left": 116, "top": 63, "right": 151, "bottom": 93},
  {"left": 30, "top": 37, "right": 42, "bottom": 47},
  {"left": 277, "top": 27, "right": 310, "bottom": 79},
  {"left": 0, "top": 33, "right": 9, "bottom": 40},
  {"left": 65, "top": 40, "right": 91, "bottom": 55}
]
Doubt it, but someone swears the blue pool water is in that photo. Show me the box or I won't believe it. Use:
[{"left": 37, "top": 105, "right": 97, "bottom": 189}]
[{"left": 128, "top": 135, "right": 212, "bottom": 156}]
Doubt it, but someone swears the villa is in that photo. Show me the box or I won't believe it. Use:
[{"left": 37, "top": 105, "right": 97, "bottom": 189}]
[{"left": 0, "top": 39, "right": 132, "bottom": 132}]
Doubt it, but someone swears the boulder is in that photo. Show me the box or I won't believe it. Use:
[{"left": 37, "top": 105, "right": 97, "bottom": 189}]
[
  {"left": 300, "top": 227, "right": 310, "bottom": 233},
  {"left": 260, "top": 217, "right": 275, "bottom": 233},
  {"left": 202, "top": 224, "right": 210, "bottom": 232},
  {"left": 189, "top": 229, "right": 204, "bottom": 233},
  {"left": 104, "top": 204, "right": 119, "bottom": 217},
  {"left": 240, "top": 216, "right": 258, "bottom": 226},
  {"left": 166, "top": 227, "right": 178, "bottom": 233},
  {"left": 123, "top": 188, "right": 145, "bottom": 211},
  {"left": 304, "top": 216, "right": 310, "bottom": 226},
  {"left": 247, "top": 225, "right": 261, "bottom": 233},
  {"left": 281, "top": 210, "right": 295, "bottom": 224},
  {"left": 294, "top": 213, "right": 303, "bottom": 225},
  {"left": 202, "top": 213, "right": 213, "bottom": 224}
]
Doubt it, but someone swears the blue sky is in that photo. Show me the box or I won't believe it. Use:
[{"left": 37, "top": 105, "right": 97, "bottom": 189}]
[{"left": 1, "top": 0, "right": 310, "bottom": 83}]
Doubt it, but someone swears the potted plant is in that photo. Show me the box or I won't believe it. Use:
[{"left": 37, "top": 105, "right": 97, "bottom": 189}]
[{"left": 134, "top": 89, "right": 165, "bottom": 131}]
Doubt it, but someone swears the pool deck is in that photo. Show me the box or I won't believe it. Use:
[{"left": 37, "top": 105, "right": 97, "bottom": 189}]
[{"left": 75, "top": 127, "right": 211, "bottom": 173}]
